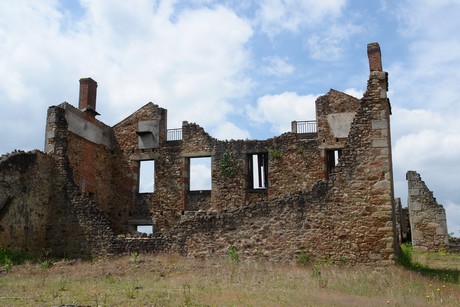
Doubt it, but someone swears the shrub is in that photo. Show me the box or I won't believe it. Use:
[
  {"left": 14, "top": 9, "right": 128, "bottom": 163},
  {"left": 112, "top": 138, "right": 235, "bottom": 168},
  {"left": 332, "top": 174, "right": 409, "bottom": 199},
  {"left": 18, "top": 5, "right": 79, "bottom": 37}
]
[
  {"left": 268, "top": 148, "right": 282, "bottom": 159},
  {"left": 129, "top": 252, "right": 140, "bottom": 264},
  {"left": 0, "top": 247, "right": 34, "bottom": 266},
  {"left": 219, "top": 151, "right": 236, "bottom": 178},
  {"left": 297, "top": 250, "right": 312, "bottom": 266},
  {"left": 228, "top": 245, "right": 240, "bottom": 263}
]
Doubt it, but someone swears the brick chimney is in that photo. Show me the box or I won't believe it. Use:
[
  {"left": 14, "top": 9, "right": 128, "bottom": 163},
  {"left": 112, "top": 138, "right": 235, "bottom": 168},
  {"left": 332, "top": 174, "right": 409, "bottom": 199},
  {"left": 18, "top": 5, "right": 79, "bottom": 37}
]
[
  {"left": 79, "top": 78, "right": 100, "bottom": 116},
  {"left": 367, "top": 42, "right": 382, "bottom": 72}
]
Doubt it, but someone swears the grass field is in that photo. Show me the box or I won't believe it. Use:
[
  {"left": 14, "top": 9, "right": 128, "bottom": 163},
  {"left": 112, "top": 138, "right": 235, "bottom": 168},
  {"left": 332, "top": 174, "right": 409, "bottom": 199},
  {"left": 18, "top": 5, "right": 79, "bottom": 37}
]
[{"left": 0, "top": 247, "right": 459, "bottom": 306}]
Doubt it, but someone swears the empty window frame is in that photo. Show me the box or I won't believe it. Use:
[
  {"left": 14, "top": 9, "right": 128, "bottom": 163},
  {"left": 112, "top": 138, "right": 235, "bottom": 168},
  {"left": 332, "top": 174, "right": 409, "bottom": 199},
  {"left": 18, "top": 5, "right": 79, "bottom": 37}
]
[
  {"left": 248, "top": 153, "right": 268, "bottom": 189},
  {"left": 136, "top": 225, "right": 153, "bottom": 234},
  {"left": 189, "top": 157, "right": 212, "bottom": 191},
  {"left": 139, "top": 160, "right": 155, "bottom": 193},
  {"left": 326, "top": 149, "right": 341, "bottom": 178}
]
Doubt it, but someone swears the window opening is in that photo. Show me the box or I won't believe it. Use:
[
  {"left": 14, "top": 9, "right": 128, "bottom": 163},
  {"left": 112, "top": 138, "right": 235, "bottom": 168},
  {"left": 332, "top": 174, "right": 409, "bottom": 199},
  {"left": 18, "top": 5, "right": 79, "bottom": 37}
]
[
  {"left": 139, "top": 160, "right": 155, "bottom": 193},
  {"left": 136, "top": 225, "right": 153, "bottom": 234},
  {"left": 190, "top": 157, "right": 211, "bottom": 191},
  {"left": 248, "top": 153, "right": 268, "bottom": 189},
  {"left": 326, "top": 149, "right": 341, "bottom": 178}
]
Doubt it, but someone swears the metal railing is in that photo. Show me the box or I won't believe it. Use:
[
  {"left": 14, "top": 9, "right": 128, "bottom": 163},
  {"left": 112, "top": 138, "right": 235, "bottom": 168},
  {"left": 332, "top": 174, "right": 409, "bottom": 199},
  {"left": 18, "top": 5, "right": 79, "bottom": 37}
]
[
  {"left": 167, "top": 128, "right": 182, "bottom": 141},
  {"left": 292, "top": 120, "right": 317, "bottom": 133}
]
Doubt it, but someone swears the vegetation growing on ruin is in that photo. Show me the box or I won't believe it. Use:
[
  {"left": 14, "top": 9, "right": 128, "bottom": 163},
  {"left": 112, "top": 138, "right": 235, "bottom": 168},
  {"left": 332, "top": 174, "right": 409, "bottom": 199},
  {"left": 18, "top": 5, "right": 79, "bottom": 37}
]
[
  {"left": 268, "top": 147, "right": 282, "bottom": 159},
  {"left": 218, "top": 151, "right": 237, "bottom": 178}
]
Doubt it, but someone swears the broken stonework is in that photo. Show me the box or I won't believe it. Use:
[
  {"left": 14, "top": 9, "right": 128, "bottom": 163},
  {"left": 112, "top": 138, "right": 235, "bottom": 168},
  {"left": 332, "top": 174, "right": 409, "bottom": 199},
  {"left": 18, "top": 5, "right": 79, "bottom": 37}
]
[
  {"left": 406, "top": 171, "right": 460, "bottom": 252},
  {"left": 1, "top": 43, "right": 404, "bottom": 264},
  {"left": 406, "top": 171, "right": 448, "bottom": 251}
]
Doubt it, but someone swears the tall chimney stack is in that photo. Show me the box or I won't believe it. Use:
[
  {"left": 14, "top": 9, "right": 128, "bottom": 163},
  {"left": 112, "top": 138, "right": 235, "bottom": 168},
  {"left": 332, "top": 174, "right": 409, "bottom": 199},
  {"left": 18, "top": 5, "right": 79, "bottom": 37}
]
[
  {"left": 367, "top": 42, "right": 382, "bottom": 72},
  {"left": 79, "top": 78, "right": 99, "bottom": 116}
]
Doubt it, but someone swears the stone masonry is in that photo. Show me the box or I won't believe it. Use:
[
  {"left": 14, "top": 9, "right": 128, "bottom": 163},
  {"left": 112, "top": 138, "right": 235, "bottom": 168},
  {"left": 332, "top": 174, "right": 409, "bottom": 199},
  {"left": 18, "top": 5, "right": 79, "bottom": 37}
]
[
  {"left": 406, "top": 170, "right": 460, "bottom": 252},
  {"left": 1, "top": 43, "right": 455, "bottom": 263}
]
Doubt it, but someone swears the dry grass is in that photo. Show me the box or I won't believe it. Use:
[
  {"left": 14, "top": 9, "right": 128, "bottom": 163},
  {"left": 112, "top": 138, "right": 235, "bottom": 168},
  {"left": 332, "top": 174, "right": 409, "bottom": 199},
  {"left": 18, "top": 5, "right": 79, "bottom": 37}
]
[
  {"left": 0, "top": 252, "right": 459, "bottom": 306},
  {"left": 412, "top": 249, "right": 460, "bottom": 270}
]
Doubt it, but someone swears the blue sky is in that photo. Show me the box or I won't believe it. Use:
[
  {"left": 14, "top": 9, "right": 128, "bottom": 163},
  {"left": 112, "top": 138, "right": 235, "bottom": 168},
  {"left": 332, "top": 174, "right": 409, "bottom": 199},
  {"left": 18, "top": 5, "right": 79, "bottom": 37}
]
[{"left": 1, "top": 0, "right": 459, "bottom": 235}]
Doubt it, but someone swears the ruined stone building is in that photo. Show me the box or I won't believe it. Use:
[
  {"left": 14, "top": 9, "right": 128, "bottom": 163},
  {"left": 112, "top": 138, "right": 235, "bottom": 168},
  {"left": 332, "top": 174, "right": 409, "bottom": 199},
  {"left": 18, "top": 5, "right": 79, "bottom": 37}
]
[{"left": 0, "top": 43, "right": 457, "bottom": 264}]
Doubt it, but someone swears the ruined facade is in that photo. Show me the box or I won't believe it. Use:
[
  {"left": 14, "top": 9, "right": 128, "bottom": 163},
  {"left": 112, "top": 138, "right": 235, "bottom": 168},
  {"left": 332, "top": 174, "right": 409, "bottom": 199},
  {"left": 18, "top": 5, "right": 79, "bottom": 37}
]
[{"left": 2, "top": 42, "right": 451, "bottom": 263}]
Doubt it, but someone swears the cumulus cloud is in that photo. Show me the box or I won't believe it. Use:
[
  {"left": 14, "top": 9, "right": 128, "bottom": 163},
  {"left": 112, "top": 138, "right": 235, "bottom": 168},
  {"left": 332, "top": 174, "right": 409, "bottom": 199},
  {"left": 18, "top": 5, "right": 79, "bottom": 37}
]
[
  {"left": 344, "top": 88, "right": 363, "bottom": 99},
  {"left": 0, "top": 1, "right": 254, "bottom": 153},
  {"left": 306, "top": 22, "right": 362, "bottom": 61},
  {"left": 246, "top": 92, "right": 318, "bottom": 134},
  {"left": 261, "top": 56, "right": 295, "bottom": 76},
  {"left": 391, "top": 107, "right": 460, "bottom": 233},
  {"left": 395, "top": 0, "right": 460, "bottom": 39},
  {"left": 255, "top": 0, "right": 363, "bottom": 61},
  {"left": 211, "top": 122, "right": 251, "bottom": 140},
  {"left": 389, "top": 1, "right": 460, "bottom": 112},
  {"left": 386, "top": 2, "right": 460, "bottom": 232},
  {"left": 256, "top": 0, "right": 346, "bottom": 35}
]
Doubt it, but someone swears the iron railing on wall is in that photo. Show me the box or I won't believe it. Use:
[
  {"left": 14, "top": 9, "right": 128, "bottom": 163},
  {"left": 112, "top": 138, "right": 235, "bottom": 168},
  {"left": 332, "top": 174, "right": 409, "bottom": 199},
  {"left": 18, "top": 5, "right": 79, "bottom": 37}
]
[
  {"left": 167, "top": 128, "right": 182, "bottom": 141},
  {"left": 291, "top": 120, "right": 317, "bottom": 134}
]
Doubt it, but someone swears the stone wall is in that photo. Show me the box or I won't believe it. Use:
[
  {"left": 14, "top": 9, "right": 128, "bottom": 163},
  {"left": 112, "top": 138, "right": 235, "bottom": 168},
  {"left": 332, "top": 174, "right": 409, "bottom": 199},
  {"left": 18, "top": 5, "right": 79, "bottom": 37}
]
[
  {"left": 0, "top": 151, "right": 57, "bottom": 253},
  {"left": 46, "top": 103, "right": 131, "bottom": 233},
  {"left": 406, "top": 170, "right": 449, "bottom": 252},
  {"left": 0, "top": 42, "right": 402, "bottom": 264},
  {"left": 110, "top": 43, "right": 397, "bottom": 265},
  {"left": 0, "top": 150, "right": 115, "bottom": 257},
  {"left": 316, "top": 89, "right": 360, "bottom": 149}
]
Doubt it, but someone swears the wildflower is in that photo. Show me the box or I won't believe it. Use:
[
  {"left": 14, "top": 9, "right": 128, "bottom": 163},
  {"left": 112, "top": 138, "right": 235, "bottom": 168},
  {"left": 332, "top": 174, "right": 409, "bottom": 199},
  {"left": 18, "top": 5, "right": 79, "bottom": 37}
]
[{"left": 437, "top": 288, "right": 440, "bottom": 291}]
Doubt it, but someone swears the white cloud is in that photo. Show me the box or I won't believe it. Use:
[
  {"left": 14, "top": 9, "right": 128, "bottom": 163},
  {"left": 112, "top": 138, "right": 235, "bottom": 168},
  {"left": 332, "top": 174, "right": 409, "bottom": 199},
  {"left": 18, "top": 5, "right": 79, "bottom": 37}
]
[
  {"left": 0, "top": 1, "right": 254, "bottom": 154},
  {"left": 246, "top": 92, "right": 318, "bottom": 134},
  {"left": 211, "top": 122, "right": 251, "bottom": 140},
  {"left": 391, "top": 107, "right": 460, "bottom": 234},
  {"left": 262, "top": 56, "right": 295, "bottom": 76},
  {"left": 445, "top": 202, "right": 460, "bottom": 237},
  {"left": 396, "top": 0, "right": 460, "bottom": 38},
  {"left": 256, "top": 0, "right": 346, "bottom": 36},
  {"left": 388, "top": 1, "right": 460, "bottom": 235},
  {"left": 389, "top": 1, "right": 460, "bottom": 112},
  {"left": 306, "top": 23, "right": 362, "bottom": 61},
  {"left": 344, "top": 88, "right": 363, "bottom": 99},
  {"left": 190, "top": 157, "right": 212, "bottom": 190}
]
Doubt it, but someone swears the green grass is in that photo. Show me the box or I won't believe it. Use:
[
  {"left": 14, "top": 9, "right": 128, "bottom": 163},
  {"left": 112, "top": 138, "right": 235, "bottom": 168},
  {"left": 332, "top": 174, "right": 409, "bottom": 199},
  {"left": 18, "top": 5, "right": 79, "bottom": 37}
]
[{"left": 398, "top": 243, "right": 460, "bottom": 284}]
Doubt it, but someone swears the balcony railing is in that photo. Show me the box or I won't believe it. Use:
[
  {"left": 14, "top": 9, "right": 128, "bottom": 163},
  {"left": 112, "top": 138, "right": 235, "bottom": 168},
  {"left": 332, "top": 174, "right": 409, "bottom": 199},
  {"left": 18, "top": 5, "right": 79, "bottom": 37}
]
[
  {"left": 167, "top": 128, "right": 182, "bottom": 141},
  {"left": 291, "top": 120, "right": 317, "bottom": 134}
]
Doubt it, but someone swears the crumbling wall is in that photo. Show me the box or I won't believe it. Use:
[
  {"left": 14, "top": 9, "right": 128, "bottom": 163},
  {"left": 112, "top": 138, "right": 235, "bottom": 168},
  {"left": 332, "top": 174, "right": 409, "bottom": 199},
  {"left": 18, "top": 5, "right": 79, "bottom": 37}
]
[
  {"left": 1, "top": 43, "right": 399, "bottom": 263},
  {"left": 46, "top": 103, "right": 131, "bottom": 233},
  {"left": 394, "top": 198, "right": 411, "bottom": 244},
  {"left": 113, "top": 103, "right": 175, "bottom": 232},
  {"left": 0, "top": 150, "right": 114, "bottom": 257},
  {"left": 316, "top": 89, "right": 360, "bottom": 149},
  {"left": 0, "top": 151, "right": 57, "bottom": 253},
  {"left": 406, "top": 170, "right": 449, "bottom": 252},
  {"left": 112, "top": 43, "right": 397, "bottom": 264},
  {"left": 113, "top": 104, "right": 325, "bottom": 233}
]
